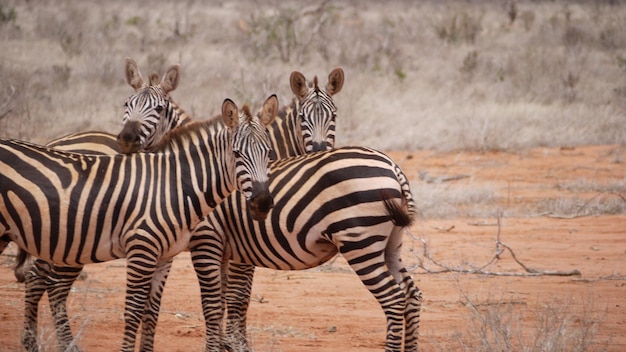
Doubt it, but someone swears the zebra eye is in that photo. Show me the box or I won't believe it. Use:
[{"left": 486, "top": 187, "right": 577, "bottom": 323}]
[
  {"left": 233, "top": 150, "right": 241, "bottom": 158},
  {"left": 155, "top": 105, "right": 164, "bottom": 114}
]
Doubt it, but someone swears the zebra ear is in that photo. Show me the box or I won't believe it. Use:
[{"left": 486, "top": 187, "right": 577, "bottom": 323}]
[
  {"left": 161, "top": 64, "right": 181, "bottom": 94},
  {"left": 290, "top": 71, "right": 308, "bottom": 100},
  {"left": 222, "top": 99, "right": 239, "bottom": 129},
  {"left": 326, "top": 67, "right": 344, "bottom": 96},
  {"left": 260, "top": 94, "right": 278, "bottom": 126},
  {"left": 125, "top": 57, "right": 144, "bottom": 91}
]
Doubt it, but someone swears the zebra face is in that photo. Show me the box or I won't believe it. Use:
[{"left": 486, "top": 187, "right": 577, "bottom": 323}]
[
  {"left": 118, "top": 58, "right": 181, "bottom": 154},
  {"left": 119, "top": 87, "right": 170, "bottom": 154},
  {"left": 298, "top": 92, "right": 337, "bottom": 153},
  {"left": 290, "top": 68, "right": 344, "bottom": 153},
  {"left": 223, "top": 95, "right": 278, "bottom": 221}
]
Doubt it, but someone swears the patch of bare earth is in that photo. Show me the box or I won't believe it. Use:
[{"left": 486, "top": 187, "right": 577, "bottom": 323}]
[{"left": 1, "top": 145, "right": 624, "bottom": 351}]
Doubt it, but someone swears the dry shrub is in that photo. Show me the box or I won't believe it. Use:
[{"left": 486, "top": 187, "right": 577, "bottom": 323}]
[{"left": 454, "top": 287, "right": 609, "bottom": 352}]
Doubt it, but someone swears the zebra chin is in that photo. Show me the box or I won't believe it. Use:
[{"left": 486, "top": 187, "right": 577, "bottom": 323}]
[{"left": 247, "top": 182, "right": 274, "bottom": 221}]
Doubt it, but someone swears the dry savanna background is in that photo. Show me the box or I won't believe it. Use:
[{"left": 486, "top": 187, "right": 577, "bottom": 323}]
[{"left": 0, "top": 0, "right": 625, "bottom": 351}]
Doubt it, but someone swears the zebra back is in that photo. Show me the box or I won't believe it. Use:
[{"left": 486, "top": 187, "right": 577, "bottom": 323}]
[
  {"left": 118, "top": 57, "right": 192, "bottom": 154},
  {"left": 212, "top": 146, "right": 416, "bottom": 269},
  {"left": 46, "top": 131, "right": 120, "bottom": 155}
]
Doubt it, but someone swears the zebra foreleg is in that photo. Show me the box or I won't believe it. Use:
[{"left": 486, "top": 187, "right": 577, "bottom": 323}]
[
  {"left": 139, "top": 259, "right": 173, "bottom": 351},
  {"left": 190, "top": 229, "right": 227, "bottom": 352},
  {"left": 22, "top": 259, "right": 52, "bottom": 352},
  {"left": 224, "top": 262, "right": 256, "bottom": 351},
  {"left": 121, "top": 244, "right": 160, "bottom": 352},
  {"left": 46, "top": 265, "right": 84, "bottom": 352}
]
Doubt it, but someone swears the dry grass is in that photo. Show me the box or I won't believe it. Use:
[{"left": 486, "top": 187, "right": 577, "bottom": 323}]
[
  {"left": 0, "top": 0, "right": 624, "bottom": 150},
  {"left": 449, "top": 284, "right": 610, "bottom": 352}
]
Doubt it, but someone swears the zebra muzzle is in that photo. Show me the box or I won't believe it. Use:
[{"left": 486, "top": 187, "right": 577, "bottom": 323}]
[
  {"left": 117, "top": 120, "right": 143, "bottom": 154},
  {"left": 248, "top": 182, "right": 273, "bottom": 221}
]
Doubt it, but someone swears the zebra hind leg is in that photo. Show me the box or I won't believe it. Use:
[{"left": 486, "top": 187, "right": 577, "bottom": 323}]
[
  {"left": 341, "top": 246, "right": 406, "bottom": 352},
  {"left": 384, "top": 219, "right": 421, "bottom": 352},
  {"left": 46, "top": 265, "right": 84, "bottom": 352},
  {"left": 22, "top": 259, "right": 52, "bottom": 352},
  {"left": 400, "top": 268, "right": 421, "bottom": 352}
]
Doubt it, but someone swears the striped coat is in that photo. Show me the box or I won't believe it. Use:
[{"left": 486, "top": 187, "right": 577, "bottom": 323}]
[
  {"left": 1, "top": 98, "right": 276, "bottom": 352},
  {"left": 195, "top": 146, "right": 422, "bottom": 352}
]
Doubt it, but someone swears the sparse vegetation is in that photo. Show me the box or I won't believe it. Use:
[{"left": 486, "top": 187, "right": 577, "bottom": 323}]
[
  {"left": 454, "top": 287, "right": 609, "bottom": 352},
  {"left": 1, "top": 1, "right": 625, "bottom": 351},
  {"left": 0, "top": 0, "right": 624, "bottom": 150}
]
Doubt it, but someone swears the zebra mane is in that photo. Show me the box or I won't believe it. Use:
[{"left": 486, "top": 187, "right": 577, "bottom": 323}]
[{"left": 151, "top": 116, "right": 224, "bottom": 152}]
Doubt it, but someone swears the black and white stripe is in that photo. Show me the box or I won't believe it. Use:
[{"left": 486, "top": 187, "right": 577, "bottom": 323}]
[
  {"left": 1, "top": 98, "right": 275, "bottom": 352},
  {"left": 194, "top": 146, "right": 422, "bottom": 352},
  {"left": 117, "top": 57, "right": 192, "bottom": 154}
]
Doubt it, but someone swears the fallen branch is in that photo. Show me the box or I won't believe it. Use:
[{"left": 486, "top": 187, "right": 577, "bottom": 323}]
[
  {"left": 408, "top": 213, "right": 581, "bottom": 277},
  {"left": 419, "top": 170, "right": 471, "bottom": 184}
]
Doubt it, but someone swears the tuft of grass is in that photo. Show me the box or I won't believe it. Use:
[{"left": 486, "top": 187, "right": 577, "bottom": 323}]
[
  {"left": 431, "top": 10, "right": 483, "bottom": 44},
  {"left": 454, "top": 288, "right": 609, "bottom": 352},
  {"left": 411, "top": 180, "right": 498, "bottom": 219},
  {"left": 0, "top": 4, "right": 17, "bottom": 24},
  {"left": 537, "top": 195, "right": 626, "bottom": 217}
]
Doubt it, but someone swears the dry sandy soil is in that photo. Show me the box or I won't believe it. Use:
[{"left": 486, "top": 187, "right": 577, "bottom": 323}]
[{"left": 1, "top": 144, "right": 625, "bottom": 351}]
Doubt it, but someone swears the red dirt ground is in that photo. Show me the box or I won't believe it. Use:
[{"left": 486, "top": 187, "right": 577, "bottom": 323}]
[{"left": 1, "top": 145, "right": 625, "bottom": 351}]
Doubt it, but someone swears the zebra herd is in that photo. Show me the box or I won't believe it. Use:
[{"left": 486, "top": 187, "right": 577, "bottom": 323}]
[{"left": 0, "top": 58, "right": 421, "bottom": 352}]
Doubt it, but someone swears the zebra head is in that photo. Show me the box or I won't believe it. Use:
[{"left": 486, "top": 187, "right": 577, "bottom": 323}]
[
  {"left": 222, "top": 95, "right": 278, "bottom": 221},
  {"left": 118, "top": 57, "right": 182, "bottom": 154},
  {"left": 290, "top": 67, "right": 344, "bottom": 153}
]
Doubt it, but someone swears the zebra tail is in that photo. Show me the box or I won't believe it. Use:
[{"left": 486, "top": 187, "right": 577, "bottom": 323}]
[
  {"left": 391, "top": 161, "right": 417, "bottom": 227},
  {"left": 383, "top": 193, "right": 415, "bottom": 228}
]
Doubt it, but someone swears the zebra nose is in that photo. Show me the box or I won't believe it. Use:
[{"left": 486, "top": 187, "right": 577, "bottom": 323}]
[
  {"left": 248, "top": 182, "right": 273, "bottom": 221},
  {"left": 117, "top": 121, "right": 142, "bottom": 154},
  {"left": 311, "top": 141, "right": 326, "bottom": 152}
]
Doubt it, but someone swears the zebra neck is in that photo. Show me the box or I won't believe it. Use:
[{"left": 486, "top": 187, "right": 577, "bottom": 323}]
[
  {"left": 168, "top": 100, "right": 193, "bottom": 127},
  {"left": 171, "top": 125, "right": 236, "bottom": 226},
  {"left": 270, "top": 100, "right": 305, "bottom": 159}
]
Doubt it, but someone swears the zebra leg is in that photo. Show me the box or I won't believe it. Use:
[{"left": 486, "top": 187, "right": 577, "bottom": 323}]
[
  {"left": 121, "top": 245, "right": 159, "bottom": 352},
  {"left": 189, "top": 227, "right": 227, "bottom": 352},
  {"left": 139, "top": 259, "right": 173, "bottom": 351},
  {"left": 22, "top": 259, "right": 52, "bottom": 352},
  {"left": 401, "top": 269, "right": 422, "bottom": 352},
  {"left": 224, "top": 262, "right": 255, "bottom": 351},
  {"left": 340, "top": 243, "right": 406, "bottom": 352},
  {"left": 385, "top": 226, "right": 421, "bottom": 352},
  {"left": 46, "top": 265, "right": 84, "bottom": 352}
]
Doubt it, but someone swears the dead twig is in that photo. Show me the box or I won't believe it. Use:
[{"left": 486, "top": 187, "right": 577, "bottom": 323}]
[
  {"left": 419, "top": 170, "right": 471, "bottom": 184},
  {"left": 408, "top": 213, "right": 581, "bottom": 277}
]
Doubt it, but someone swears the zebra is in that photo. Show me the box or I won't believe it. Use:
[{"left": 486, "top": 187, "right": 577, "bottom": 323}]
[
  {"left": 194, "top": 146, "right": 422, "bottom": 352},
  {"left": 0, "top": 96, "right": 278, "bottom": 352},
  {"left": 10, "top": 56, "right": 189, "bottom": 282},
  {"left": 15, "top": 63, "right": 345, "bottom": 351},
  {"left": 13, "top": 58, "right": 201, "bottom": 352}
]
